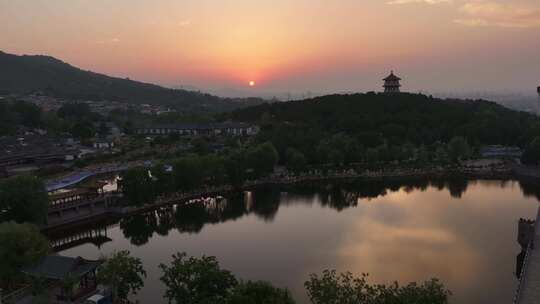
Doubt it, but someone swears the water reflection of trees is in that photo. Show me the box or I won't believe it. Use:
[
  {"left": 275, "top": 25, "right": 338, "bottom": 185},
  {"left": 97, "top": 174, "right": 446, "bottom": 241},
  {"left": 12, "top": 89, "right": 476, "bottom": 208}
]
[
  {"left": 519, "top": 180, "right": 540, "bottom": 201},
  {"left": 115, "top": 179, "right": 540, "bottom": 246}
]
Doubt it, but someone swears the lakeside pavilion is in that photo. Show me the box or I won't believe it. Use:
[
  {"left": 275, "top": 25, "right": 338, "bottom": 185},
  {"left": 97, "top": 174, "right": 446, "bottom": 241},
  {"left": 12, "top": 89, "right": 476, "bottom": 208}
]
[{"left": 21, "top": 255, "right": 102, "bottom": 302}]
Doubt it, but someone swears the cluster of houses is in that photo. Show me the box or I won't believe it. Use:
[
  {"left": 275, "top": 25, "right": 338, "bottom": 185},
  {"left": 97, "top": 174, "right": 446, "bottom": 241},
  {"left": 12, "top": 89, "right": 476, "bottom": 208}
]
[
  {"left": 0, "top": 135, "right": 79, "bottom": 177},
  {"left": 134, "top": 122, "right": 259, "bottom": 137},
  {"left": 16, "top": 92, "right": 176, "bottom": 116}
]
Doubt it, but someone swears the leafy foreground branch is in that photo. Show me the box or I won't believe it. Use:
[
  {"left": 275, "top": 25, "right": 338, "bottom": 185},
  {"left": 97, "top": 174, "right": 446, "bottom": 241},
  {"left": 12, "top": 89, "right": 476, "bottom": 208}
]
[
  {"left": 305, "top": 270, "right": 451, "bottom": 304},
  {"left": 159, "top": 252, "right": 451, "bottom": 304}
]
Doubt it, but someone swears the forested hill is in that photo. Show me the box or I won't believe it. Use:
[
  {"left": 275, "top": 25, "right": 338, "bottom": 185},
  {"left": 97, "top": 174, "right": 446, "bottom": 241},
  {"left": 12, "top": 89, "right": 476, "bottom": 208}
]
[
  {"left": 228, "top": 93, "right": 540, "bottom": 161},
  {"left": 0, "top": 51, "right": 262, "bottom": 112}
]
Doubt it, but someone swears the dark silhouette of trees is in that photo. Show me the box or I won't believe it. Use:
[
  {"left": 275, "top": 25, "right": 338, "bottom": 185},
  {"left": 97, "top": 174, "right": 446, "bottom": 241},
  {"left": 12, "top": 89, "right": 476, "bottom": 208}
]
[
  {"left": 228, "top": 281, "right": 295, "bottom": 304},
  {"left": 0, "top": 175, "right": 49, "bottom": 225},
  {"left": 228, "top": 93, "right": 540, "bottom": 165},
  {"left": 119, "top": 168, "right": 156, "bottom": 206},
  {"left": 160, "top": 252, "right": 238, "bottom": 304},
  {"left": 522, "top": 137, "right": 540, "bottom": 165},
  {"left": 97, "top": 250, "right": 146, "bottom": 301},
  {"left": 0, "top": 222, "right": 50, "bottom": 290},
  {"left": 158, "top": 252, "right": 451, "bottom": 304},
  {"left": 305, "top": 270, "right": 450, "bottom": 304}
]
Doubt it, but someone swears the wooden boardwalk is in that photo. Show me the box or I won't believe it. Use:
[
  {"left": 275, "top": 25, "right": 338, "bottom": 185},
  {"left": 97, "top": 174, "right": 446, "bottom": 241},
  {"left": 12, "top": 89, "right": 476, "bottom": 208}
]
[{"left": 515, "top": 207, "right": 540, "bottom": 304}]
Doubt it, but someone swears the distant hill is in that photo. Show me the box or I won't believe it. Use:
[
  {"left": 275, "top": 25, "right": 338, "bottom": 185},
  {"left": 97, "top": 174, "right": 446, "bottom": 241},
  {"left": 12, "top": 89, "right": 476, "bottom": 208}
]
[
  {"left": 0, "top": 51, "right": 263, "bottom": 112},
  {"left": 227, "top": 93, "right": 540, "bottom": 160}
]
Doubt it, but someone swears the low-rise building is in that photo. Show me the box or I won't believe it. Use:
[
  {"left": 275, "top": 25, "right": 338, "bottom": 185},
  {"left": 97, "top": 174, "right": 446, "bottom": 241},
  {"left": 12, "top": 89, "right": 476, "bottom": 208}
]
[
  {"left": 135, "top": 123, "right": 259, "bottom": 137},
  {"left": 480, "top": 145, "right": 522, "bottom": 159},
  {"left": 0, "top": 135, "right": 80, "bottom": 176},
  {"left": 92, "top": 139, "right": 115, "bottom": 150},
  {"left": 21, "top": 255, "right": 103, "bottom": 303}
]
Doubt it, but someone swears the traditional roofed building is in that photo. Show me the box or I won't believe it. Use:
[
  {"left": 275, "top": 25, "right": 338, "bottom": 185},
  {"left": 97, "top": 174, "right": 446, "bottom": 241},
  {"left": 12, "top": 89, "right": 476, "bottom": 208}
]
[
  {"left": 22, "top": 255, "right": 103, "bottom": 302},
  {"left": 383, "top": 71, "right": 402, "bottom": 93}
]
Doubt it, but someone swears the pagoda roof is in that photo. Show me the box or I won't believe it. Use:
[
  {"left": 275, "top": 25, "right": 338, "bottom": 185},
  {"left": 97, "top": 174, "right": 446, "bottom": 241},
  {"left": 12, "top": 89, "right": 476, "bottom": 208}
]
[
  {"left": 22, "top": 255, "right": 102, "bottom": 280},
  {"left": 383, "top": 71, "right": 401, "bottom": 81}
]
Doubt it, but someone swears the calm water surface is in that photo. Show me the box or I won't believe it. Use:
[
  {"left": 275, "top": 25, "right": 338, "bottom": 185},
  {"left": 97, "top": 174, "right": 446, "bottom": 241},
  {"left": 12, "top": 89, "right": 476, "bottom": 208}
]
[{"left": 55, "top": 180, "right": 540, "bottom": 304}]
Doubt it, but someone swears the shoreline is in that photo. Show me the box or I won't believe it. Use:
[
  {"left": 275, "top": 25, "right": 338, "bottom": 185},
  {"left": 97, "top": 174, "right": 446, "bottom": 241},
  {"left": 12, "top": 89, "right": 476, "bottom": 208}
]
[{"left": 42, "top": 163, "right": 540, "bottom": 233}]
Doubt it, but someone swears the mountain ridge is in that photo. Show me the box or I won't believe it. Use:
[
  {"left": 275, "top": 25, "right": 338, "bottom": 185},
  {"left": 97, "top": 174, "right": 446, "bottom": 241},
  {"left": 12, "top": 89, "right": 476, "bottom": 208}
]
[{"left": 0, "top": 51, "right": 264, "bottom": 112}]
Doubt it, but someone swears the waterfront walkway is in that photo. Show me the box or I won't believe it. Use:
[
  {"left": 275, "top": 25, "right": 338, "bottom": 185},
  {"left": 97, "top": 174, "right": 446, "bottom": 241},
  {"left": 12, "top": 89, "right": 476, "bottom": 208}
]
[
  {"left": 45, "top": 160, "right": 150, "bottom": 192},
  {"left": 515, "top": 207, "right": 540, "bottom": 304}
]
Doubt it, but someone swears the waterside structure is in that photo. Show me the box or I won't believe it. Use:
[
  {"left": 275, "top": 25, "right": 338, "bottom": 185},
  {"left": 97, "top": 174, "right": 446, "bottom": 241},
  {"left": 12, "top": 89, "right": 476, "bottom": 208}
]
[{"left": 514, "top": 207, "right": 540, "bottom": 304}]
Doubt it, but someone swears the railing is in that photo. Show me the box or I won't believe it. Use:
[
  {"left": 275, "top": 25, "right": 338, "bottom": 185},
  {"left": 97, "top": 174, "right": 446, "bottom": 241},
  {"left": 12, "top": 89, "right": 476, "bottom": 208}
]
[
  {"left": 514, "top": 241, "right": 534, "bottom": 304},
  {"left": 48, "top": 193, "right": 121, "bottom": 212},
  {"left": 514, "top": 208, "right": 540, "bottom": 304}
]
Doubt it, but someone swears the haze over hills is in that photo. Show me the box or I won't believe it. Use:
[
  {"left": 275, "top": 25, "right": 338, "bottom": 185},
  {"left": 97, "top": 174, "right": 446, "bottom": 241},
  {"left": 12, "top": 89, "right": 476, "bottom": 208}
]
[{"left": 0, "top": 51, "right": 264, "bottom": 113}]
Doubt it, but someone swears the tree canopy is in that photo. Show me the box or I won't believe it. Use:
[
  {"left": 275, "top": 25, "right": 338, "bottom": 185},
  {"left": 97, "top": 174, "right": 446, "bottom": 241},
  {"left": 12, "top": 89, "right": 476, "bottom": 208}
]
[
  {"left": 522, "top": 137, "right": 540, "bottom": 165},
  {"left": 228, "top": 93, "right": 540, "bottom": 165},
  {"left": 0, "top": 175, "right": 49, "bottom": 225},
  {"left": 97, "top": 250, "right": 147, "bottom": 301},
  {"left": 157, "top": 252, "right": 451, "bottom": 304},
  {"left": 0, "top": 222, "right": 50, "bottom": 290},
  {"left": 227, "top": 280, "right": 295, "bottom": 304},
  {"left": 159, "top": 252, "right": 238, "bottom": 304},
  {"left": 119, "top": 168, "right": 156, "bottom": 206},
  {"left": 305, "top": 270, "right": 451, "bottom": 304}
]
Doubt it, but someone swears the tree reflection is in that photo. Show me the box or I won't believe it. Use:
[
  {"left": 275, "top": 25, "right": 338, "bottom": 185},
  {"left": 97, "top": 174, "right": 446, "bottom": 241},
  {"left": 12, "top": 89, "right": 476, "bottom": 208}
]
[
  {"left": 519, "top": 180, "right": 540, "bottom": 201},
  {"left": 120, "top": 214, "right": 155, "bottom": 246},
  {"left": 446, "top": 179, "right": 469, "bottom": 199},
  {"left": 111, "top": 178, "right": 540, "bottom": 246},
  {"left": 250, "top": 189, "right": 281, "bottom": 221}
]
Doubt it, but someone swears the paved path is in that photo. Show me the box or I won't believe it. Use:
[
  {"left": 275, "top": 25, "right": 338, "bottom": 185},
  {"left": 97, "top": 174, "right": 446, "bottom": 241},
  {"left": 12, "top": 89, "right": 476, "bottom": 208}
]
[
  {"left": 515, "top": 207, "right": 540, "bottom": 304},
  {"left": 45, "top": 161, "right": 151, "bottom": 192}
]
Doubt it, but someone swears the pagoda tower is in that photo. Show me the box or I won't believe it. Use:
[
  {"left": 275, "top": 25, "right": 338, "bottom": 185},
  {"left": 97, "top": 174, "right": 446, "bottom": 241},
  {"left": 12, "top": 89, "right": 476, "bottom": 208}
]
[{"left": 383, "top": 71, "right": 402, "bottom": 93}]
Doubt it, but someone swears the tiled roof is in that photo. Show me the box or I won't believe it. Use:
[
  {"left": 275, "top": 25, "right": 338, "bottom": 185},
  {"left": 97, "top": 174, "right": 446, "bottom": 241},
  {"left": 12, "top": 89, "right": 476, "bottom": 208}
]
[
  {"left": 383, "top": 72, "right": 401, "bottom": 81},
  {"left": 22, "top": 255, "right": 102, "bottom": 280}
]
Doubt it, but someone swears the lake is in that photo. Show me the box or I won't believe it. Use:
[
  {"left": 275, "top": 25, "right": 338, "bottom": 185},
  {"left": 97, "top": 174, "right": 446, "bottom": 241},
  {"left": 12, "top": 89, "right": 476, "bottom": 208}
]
[{"left": 54, "top": 179, "right": 540, "bottom": 303}]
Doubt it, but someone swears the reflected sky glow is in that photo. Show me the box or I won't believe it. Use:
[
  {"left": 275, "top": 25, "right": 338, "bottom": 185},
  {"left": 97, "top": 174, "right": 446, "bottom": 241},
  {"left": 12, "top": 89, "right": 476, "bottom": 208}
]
[{"left": 58, "top": 180, "right": 539, "bottom": 304}]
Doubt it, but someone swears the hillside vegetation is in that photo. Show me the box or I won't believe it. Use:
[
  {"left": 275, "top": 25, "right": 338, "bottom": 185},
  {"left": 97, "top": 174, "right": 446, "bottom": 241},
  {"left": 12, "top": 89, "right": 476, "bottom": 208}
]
[
  {"left": 0, "top": 51, "right": 262, "bottom": 113},
  {"left": 228, "top": 93, "right": 540, "bottom": 164}
]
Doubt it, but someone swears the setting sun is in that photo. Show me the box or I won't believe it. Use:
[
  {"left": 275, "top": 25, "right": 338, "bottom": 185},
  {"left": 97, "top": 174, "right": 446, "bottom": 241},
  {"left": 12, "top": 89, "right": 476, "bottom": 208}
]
[{"left": 249, "top": 81, "right": 256, "bottom": 87}]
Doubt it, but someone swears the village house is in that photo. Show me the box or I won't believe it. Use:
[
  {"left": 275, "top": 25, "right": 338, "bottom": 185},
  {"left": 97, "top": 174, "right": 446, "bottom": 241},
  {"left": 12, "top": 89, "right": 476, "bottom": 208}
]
[{"left": 134, "top": 123, "right": 259, "bottom": 137}]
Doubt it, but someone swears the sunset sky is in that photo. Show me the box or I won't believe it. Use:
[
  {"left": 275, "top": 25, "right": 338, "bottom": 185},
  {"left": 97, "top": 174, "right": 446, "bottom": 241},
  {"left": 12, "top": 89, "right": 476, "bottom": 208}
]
[{"left": 1, "top": 0, "right": 539, "bottom": 96}]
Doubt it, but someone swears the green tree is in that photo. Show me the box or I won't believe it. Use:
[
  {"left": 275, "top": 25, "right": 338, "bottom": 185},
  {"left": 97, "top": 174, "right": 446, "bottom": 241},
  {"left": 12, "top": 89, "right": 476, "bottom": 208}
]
[
  {"left": 152, "top": 164, "right": 175, "bottom": 195},
  {"left": 12, "top": 101, "right": 42, "bottom": 127},
  {"left": 119, "top": 168, "right": 156, "bottom": 206},
  {"left": 286, "top": 148, "right": 307, "bottom": 173},
  {"left": 71, "top": 121, "right": 95, "bottom": 139},
  {"left": 0, "top": 175, "right": 49, "bottom": 225},
  {"left": 316, "top": 141, "right": 344, "bottom": 166},
  {"left": 191, "top": 137, "right": 211, "bottom": 155},
  {"left": 305, "top": 270, "right": 450, "bottom": 304},
  {"left": 57, "top": 102, "right": 91, "bottom": 119},
  {"left": 173, "top": 156, "right": 206, "bottom": 191},
  {"left": 97, "top": 250, "right": 146, "bottom": 302},
  {"left": 160, "top": 252, "right": 238, "bottom": 304},
  {"left": 0, "top": 222, "right": 50, "bottom": 290},
  {"left": 245, "top": 142, "right": 279, "bottom": 177},
  {"left": 522, "top": 137, "right": 540, "bottom": 165},
  {"left": 447, "top": 136, "right": 471, "bottom": 162},
  {"left": 224, "top": 150, "right": 247, "bottom": 187},
  {"left": 365, "top": 148, "right": 379, "bottom": 164},
  {"left": 228, "top": 281, "right": 296, "bottom": 304}
]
